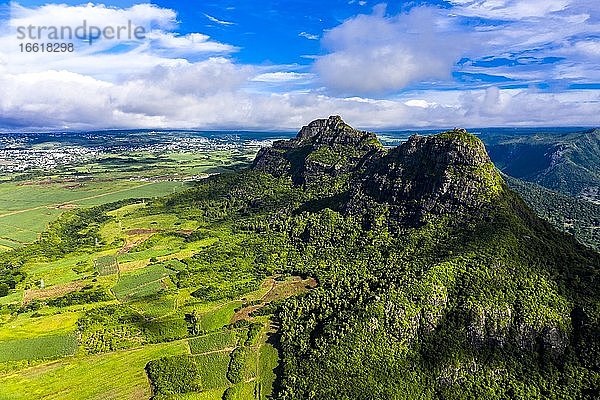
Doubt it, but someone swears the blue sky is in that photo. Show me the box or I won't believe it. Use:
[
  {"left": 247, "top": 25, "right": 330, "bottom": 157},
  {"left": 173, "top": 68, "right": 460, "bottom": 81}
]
[
  {"left": 0, "top": 0, "right": 598, "bottom": 130},
  {"left": 9, "top": 0, "right": 436, "bottom": 64}
]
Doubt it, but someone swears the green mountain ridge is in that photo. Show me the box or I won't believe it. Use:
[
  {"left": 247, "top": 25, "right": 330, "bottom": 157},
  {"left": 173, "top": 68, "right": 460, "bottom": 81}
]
[{"left": 484, "top": 128, "right": 600, "bottom": 199}]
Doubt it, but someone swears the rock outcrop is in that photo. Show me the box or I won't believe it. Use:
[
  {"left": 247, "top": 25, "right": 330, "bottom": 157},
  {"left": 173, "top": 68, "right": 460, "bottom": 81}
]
[
  {"left": 253, "top": 117, "right": 504, "bottom": 225},
  {"left": 347, "top": 130, "right": 504, "bottom": 225},
  {"left": 252, "top": 116, "right": 382, "bottom": 190}
]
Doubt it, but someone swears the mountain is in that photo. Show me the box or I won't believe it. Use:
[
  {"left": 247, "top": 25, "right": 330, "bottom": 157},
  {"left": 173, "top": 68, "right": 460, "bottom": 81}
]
[
  {"left": 346, "top": 130, "right": 503, "bottom": 225},
  {"left": 483, "top": 129, "right": 600, "bottom": 200},
  {"left": 2, "top": 116, "right": 598, "bottom": 399},
  {"left": 255, "top": 117, "right": 502, "bottom": 224},
  {"left": 253, "top": 115, "right": 382, "bottom": 191},
  {"left": 245, "top": 116, "right": 600, "bottom": 399}
]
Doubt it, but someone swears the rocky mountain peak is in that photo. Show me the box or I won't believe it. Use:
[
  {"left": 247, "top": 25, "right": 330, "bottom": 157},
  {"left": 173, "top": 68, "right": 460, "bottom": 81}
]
[
  {"left": 252, "top": 116, "right": 382, "bottom": 187},
  {"left": 295, "top": 115, "right": 373, "bottom": 146},
  {"left": 252, "top": 119, "right": 504, "bottom": 223},
  {"left": 398, "top": 129, "right": 491, "bottom": 167},
  {"left": 347, "top": 129, "right": 504, "bottom": 224},
  {"left": 296, "top": 115, "right": 345, "bottom": 140}
]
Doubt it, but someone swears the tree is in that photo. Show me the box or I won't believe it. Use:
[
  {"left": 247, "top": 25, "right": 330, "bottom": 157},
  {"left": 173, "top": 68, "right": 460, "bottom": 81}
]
[
  {"left": 0, "top": 283, "right": 9, "bottom": 297},
  {"left": 184, "top": 310, "right": 202, "bottom": 335}
]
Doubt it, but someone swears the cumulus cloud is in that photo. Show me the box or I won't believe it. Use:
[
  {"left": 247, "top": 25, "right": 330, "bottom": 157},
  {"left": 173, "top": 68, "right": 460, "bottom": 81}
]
[
  {"left": 1, "top": 65, "right": 598, "bottom": 130},
  {"left": 0, "top": 2, "right": 235, "bottom": 79},
  {"left": 315, "top": 6, "right": 465, "bottom": 95},
  {"left": 315, "top": 1, "right": 599, "bottom": 95},
  {"left": 9, "top": 2, "right": 177, "bottom": 31},
  {"left": 144, "top": 58, "right": 253, "bottom": 96}
]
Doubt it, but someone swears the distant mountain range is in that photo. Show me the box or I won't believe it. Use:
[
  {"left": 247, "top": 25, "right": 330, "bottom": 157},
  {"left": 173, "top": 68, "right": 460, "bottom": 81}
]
[{"left": 482, "top": 128, "right": 600, "bottom": 201}]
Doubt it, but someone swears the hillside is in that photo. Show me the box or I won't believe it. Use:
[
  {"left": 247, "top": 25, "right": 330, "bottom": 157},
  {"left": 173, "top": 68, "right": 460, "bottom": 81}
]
[
  {"left": 250, "top": 117, "right": 600, "bottom": 399},
  {"left": 0, "top": 117, "right": 599, "bottom": 399},
  {"left": 483, "top": 128, "right": 600, "bottom": 200},
  {"left": 506, "top": 175, "right": 600, "bottom": 251}
]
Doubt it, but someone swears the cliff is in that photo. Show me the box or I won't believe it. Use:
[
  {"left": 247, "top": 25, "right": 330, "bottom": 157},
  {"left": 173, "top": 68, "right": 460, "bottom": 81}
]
[{"left": 253, "top": 116, "right": 503, "bottom": 224}]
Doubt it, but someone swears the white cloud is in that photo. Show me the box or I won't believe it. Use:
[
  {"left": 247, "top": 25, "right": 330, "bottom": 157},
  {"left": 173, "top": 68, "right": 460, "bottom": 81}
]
[
  {"left": 0, "top": 3, "right": 237, "bottom": 81},
  {"left": 315, "top": 6, "right": 465, "bottom": 94},
  {"left": 9, "top": 3, "right": 177, "bottom": 36},
  {"left": 251, "top": 72, "right": 312, "bottom": 83},
  {"left": 314, "top": 1, "right": 600, "bottom": 95},
  {"left": 567, "top": 40, "right": 600, "bottom": 57},
  {"left": 299, "top": 32, "right": 319, "bottom": 40},
  {"left": 448, "top": 0, "right": 572, "bottom": 19},
  {"left": 143, "top": 58, "right": 253, "bottom": 96},
  {"left": 1, "top": 65, "right": 598, "bottom": 130},
  {"left": 204, "top": 13, "right": 235, "bottom": 26},
  {"left": 0, "top": 2, "right": 598, "bottom": 131},
  {"left": 146, "top": 31, "right": 237, "bottom": 54},
  {"left": 404, "top": 99, "right": 437, "bottom": 108}
]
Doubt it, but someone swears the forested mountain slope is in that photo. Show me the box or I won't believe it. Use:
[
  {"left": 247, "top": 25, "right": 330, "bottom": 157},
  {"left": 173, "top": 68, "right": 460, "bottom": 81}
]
[
  {"left": 505, "top": 175, "right": 600, "bottom": 251},
  {"left": 249, "top": 116, "right": 600, "bottom": 399},
  {"left": 483, "top": 128, "right": 600, "bottom": 199}
]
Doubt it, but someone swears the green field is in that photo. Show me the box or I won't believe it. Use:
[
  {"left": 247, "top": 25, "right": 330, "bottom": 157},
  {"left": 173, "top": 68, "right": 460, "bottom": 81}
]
[
  {"left": 0, "top": 340, "right": 189, "bottom": 400},
  {"left": 189, "top": 330, "right": 238, "bottom": 354},
  {"left": 0, "top": 334, "right": 77, "bottom": 362},
  {"left": 0, "top": 149, "right": 254, "bottom": 249},
  {"left": 199, "top": 302, "right": 243, "bottom": 333},
  {"left": 0, "top": 181, "right": 186, "bottom": 246},
  {"left": 94, "top": 255, "right": 118, "bottom": 276},
  {"left": 0, "top": 312, "right": 82, "bottom": 342},
  {"left": 257, "top": 341, "right": 279, "bottom": 398},
  {"left": 0, "top": 148, "right": 301, "bottom": 399},
  {"left": 196, "top": 352, "right": 232, "bottom": 389},
  {"left": 113, "top": 264, "right": 176, "bottom": 302}
]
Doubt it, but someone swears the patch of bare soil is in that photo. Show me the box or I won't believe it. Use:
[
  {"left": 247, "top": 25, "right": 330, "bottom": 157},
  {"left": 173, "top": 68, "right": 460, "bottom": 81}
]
[
  {"left": 56, "top": 203, "right": 78, "bottom": 210},
  {"left": 231, "top": 276, "right": 318, "bottom": 324},
  {"left": 118, "top": 233, "right": 157, "bottom": 255},
  {"left": 23, "top": 281, "right": 86, "bottom": 304},
  {"left": 231, "top": 305, "right": 263, "bottom": 324}
]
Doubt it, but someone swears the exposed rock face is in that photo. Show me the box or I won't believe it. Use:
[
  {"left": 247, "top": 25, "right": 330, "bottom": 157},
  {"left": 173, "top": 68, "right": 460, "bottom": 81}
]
[
  {"left": 347, "top": 131, "right": 504, "bottom": 225},
  {"left": 252, "top": 116, "right": 382, "bottom": 189},
  {"left": 253, "top": 117, "right": 504, "bottom": 224},
  {"left": 294, "top": 115, "right": 377, "bottom": 148}
]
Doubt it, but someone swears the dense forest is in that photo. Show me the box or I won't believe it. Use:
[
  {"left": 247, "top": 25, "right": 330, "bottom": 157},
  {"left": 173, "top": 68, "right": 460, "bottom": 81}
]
[{"left": 484, "top": 128, "right": 600, "bottom": 199}]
